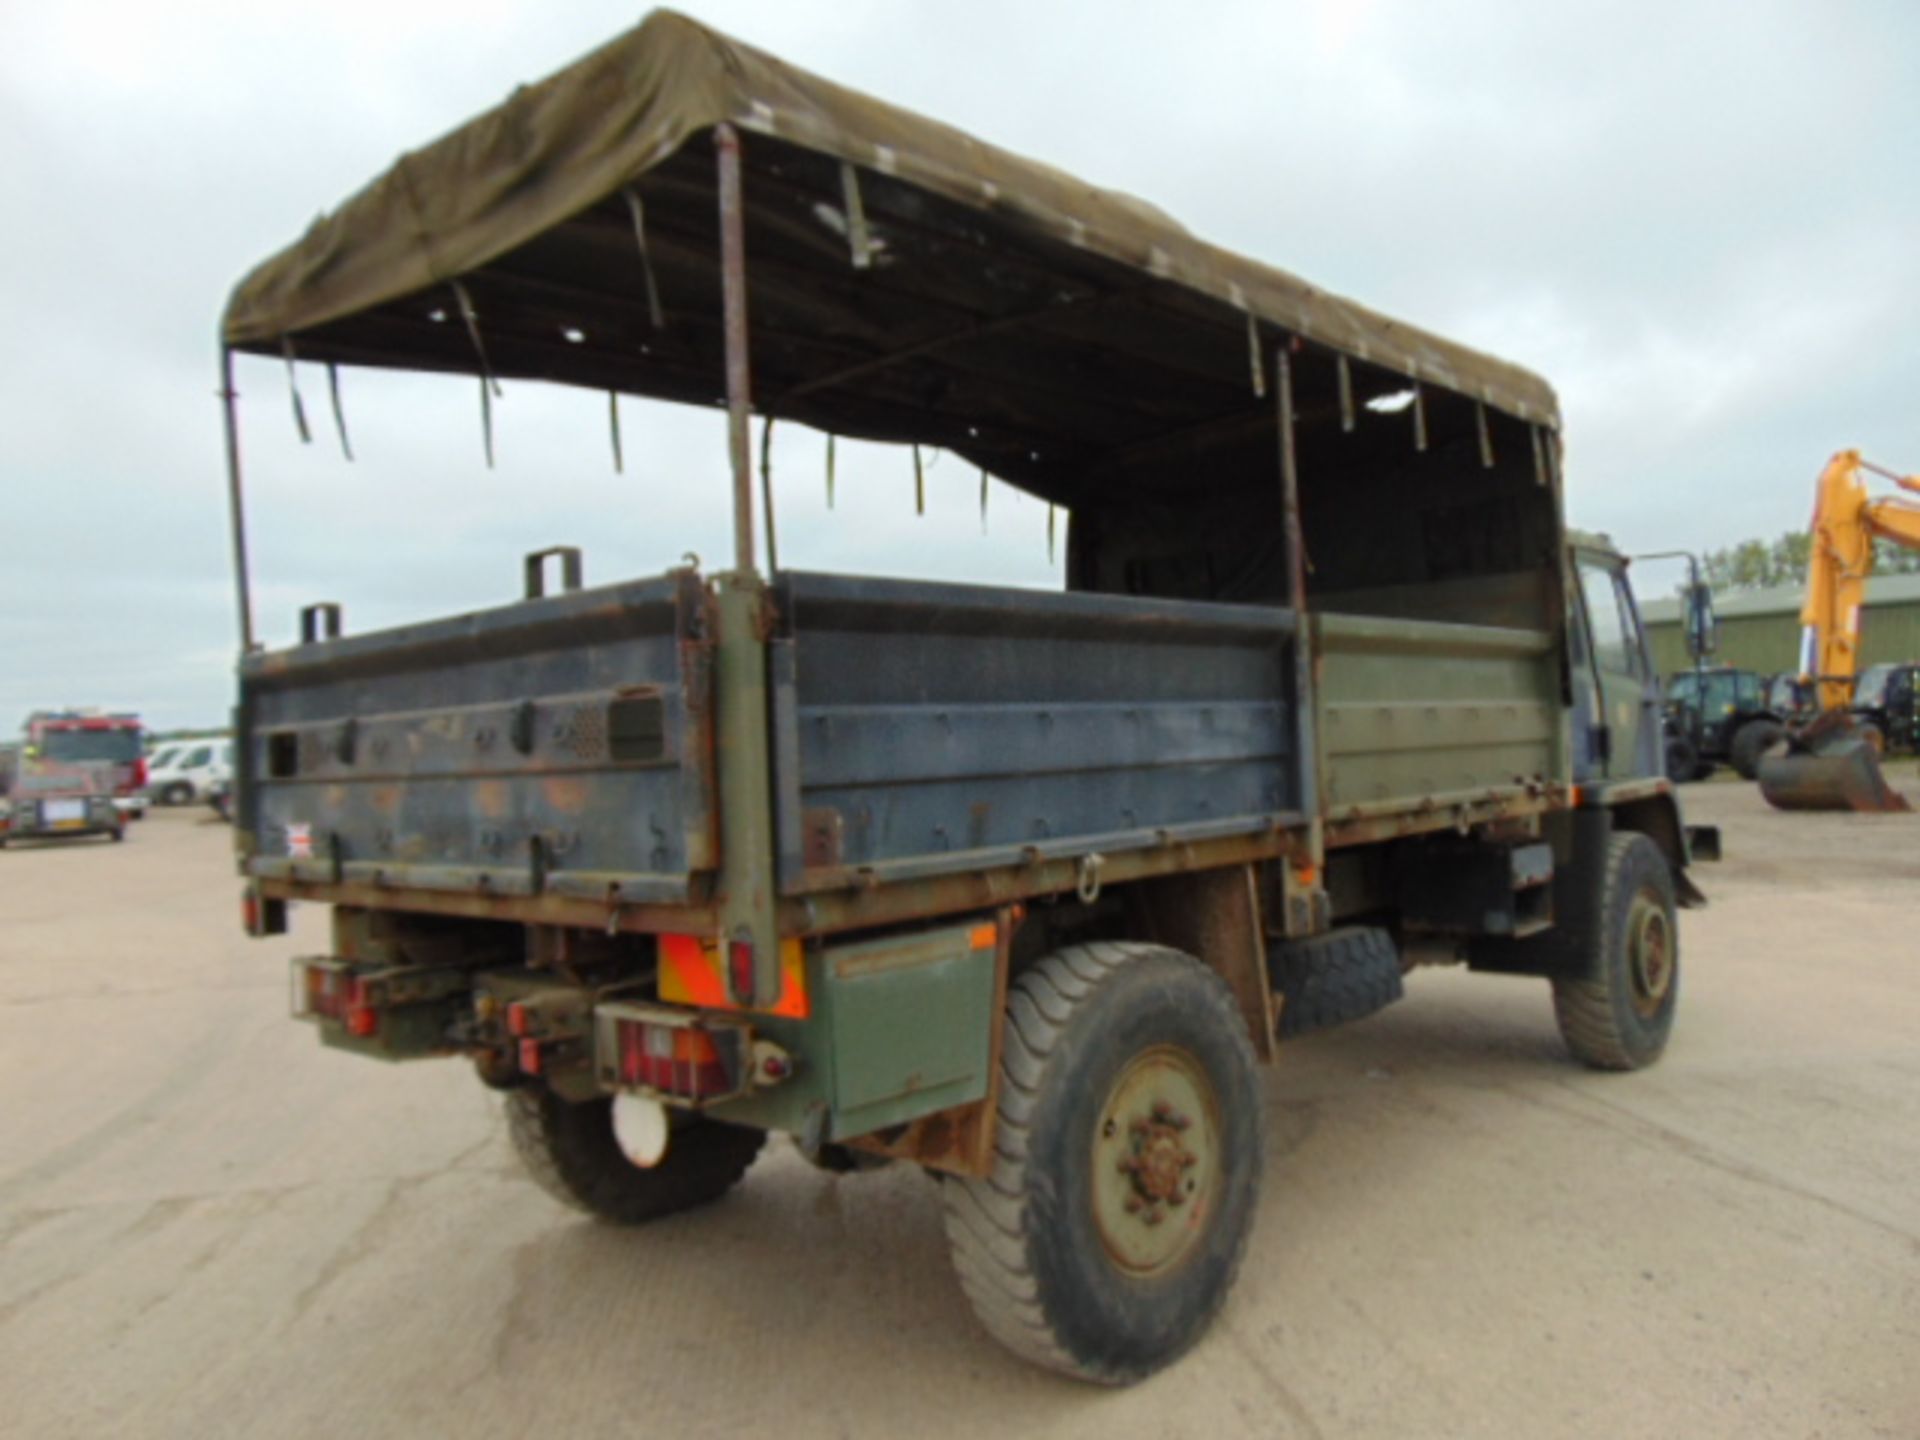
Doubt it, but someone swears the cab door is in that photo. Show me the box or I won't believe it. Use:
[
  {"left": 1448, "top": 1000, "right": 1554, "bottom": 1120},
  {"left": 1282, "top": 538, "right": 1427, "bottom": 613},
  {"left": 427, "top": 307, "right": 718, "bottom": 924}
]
[{"left": 1573, "top": 552, "right": 1661, "bottom": 780}]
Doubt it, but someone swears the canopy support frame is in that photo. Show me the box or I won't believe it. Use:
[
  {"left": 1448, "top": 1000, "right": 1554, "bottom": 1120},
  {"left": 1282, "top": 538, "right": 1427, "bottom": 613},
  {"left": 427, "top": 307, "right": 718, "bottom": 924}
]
[
  {"left": 716, "top": 123, "right": 758, "bottom": 576},
  {"left": 1275, "top": 342, "right": 1323, "bottom": 888},
  {"left": 220, "top": 347, "right": 257, "bottom": 653}
]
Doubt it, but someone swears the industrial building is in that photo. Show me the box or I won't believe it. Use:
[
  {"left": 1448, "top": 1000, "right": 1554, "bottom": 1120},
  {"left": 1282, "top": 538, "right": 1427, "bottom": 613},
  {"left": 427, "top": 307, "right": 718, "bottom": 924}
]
[{"left": 1642, "top": 572, "right": 1920, "bottom": 680}]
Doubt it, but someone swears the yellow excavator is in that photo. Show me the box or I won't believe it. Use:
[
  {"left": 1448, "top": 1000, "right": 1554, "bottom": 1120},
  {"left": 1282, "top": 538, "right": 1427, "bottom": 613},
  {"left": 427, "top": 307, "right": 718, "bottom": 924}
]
[{"left": 1759, "top": 450, "right": 1920, "bottom": 812}]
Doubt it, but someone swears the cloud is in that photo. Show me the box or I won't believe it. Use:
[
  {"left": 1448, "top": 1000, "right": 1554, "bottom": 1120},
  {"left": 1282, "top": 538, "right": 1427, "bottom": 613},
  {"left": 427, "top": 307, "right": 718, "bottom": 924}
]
[{"left": 2, "top": 0, "right": 1915, "bottom": 728}]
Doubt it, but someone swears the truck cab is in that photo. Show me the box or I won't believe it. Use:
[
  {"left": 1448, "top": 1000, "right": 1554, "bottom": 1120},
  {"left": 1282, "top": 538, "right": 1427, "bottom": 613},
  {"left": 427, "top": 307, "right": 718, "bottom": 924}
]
[
  {"left": 1569, "top": 536, "right": 1662, "bottom": 785},
  {"left": 25, "top": 712, "right": 149, "bottom": 820}
]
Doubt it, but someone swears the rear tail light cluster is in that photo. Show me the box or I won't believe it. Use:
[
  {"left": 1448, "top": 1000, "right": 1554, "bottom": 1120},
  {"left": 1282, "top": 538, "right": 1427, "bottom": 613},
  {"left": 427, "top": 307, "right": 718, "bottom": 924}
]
[
  {"left": 241, "top": 886, "right": 288, "bottom": 937},
  {"left": 290, "top": 956, "right": 469, "bottom": 1050},
  {"left": 292, "top": 959, "right": 380, "bottom": 1037},
  {"left": 621, "top": 1025, "right": 732, "bottom": 1097},
  {"left": 594, "top": 1003, "right": 759, "bottom": 1104}
]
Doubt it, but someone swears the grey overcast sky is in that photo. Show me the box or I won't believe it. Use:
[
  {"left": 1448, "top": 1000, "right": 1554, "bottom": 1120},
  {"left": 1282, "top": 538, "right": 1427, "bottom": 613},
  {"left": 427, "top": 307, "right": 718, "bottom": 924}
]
[{"left": 3, "top": 1, "right": 1916, "bottom": 730}]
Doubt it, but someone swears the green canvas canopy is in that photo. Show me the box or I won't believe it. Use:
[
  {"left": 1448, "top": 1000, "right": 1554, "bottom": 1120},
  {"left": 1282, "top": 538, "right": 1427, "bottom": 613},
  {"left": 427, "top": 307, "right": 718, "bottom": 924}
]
[{"left": 223, "top": 9, "right": 1559, "bottom": 509}]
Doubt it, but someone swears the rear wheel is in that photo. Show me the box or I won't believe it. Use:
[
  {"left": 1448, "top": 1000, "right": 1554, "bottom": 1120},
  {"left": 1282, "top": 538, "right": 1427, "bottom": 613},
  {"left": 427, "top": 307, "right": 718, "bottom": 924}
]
[
  {"left": 506, "top": 1088, "right": 764, "bottom": 1225},
  {"left": 1552, "top": 833, "right": 1679, "bottom": 1071},
  {"left": 942, "top": 942, "right": 1263, "bottom": 1384}
]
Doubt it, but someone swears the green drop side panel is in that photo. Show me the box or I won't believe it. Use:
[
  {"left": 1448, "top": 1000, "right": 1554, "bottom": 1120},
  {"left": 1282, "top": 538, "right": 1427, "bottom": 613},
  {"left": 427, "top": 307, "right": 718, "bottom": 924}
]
[
  {"left": 823, "top": 923, "right": 996, "bottom": 1140},
  {"left": 1315, "top": 613, "right": 1562, "bottom": 816}
]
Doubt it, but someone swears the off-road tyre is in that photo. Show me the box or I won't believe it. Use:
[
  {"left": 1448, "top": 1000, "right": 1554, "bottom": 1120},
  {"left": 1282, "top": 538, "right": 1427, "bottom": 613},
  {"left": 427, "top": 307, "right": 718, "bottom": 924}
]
[
  {"left": 1552, "top": 832, "right": 1679, "bottom": 1071},
  {"left": 941, "top": 942, "right": 1263, "bottom": 1385},
  {"left": 506, "top": 1088, "right": 764, "bottom": 1225},
  {"left": 1664, "top": 733, "right": 1699, "bottom": 784},
  {"left": 1730, "top": 720, "right": 1785, "bottom": 781},
  {"left": 1270, "top": 926, "right": 1403, "bottom": 1038}
]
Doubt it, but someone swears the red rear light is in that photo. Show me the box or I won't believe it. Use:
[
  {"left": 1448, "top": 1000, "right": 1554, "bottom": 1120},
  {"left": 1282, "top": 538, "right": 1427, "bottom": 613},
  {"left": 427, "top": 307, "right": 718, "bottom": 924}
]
[
  {"left": 293, "top": 962, "right": 371, "bottom": 1030},
  {"left": 728, "top": 935, "right": 755, "bottom": 1005},
  {"left": 506, "top": 1002, "right": 530, "bottom": 1037},
  {"left": 244, "top": 888, "right": 286, "bottom": 938},
  {"left": 517, "top": 1038, "right": 543, "bottom": 1075},
  {"left": 613, "top": 1020, "right": 731, "bottom": 1099},
  {"left": 133, "top": 757, "right": 148, "bottom": 789}
]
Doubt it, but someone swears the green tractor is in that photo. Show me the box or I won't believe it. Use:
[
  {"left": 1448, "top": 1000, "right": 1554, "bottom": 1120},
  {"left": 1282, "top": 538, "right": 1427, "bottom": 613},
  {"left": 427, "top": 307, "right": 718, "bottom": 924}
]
[{"left": 1663, "top": 666, "right": 1788, "bottom": 782}]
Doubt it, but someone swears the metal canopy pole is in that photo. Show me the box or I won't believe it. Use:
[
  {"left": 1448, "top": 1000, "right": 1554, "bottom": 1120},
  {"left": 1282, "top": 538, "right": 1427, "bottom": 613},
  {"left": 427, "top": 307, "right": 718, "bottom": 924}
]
[
  {"left": 1276, "top": 344, "right": 1325, "bottom": 934},
  {"left": 219, "top": 347, "right": 257, "bottom": 651},
  {"left": 715, "top": 123, "right": 757, "bottom": 575},
  {"left": 1276, "top": 348, "right": 1309, "bottom": 620}
]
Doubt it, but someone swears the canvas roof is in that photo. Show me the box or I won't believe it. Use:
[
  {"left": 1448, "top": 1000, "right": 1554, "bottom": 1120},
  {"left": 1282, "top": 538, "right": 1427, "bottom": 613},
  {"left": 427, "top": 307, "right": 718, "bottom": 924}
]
[{"left": 223, "top": 9, "right": 1561, "bottom": 508}]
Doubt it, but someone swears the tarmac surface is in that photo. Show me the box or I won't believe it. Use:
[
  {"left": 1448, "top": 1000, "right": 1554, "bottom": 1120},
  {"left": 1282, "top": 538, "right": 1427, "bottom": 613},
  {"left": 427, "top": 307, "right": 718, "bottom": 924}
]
[{"left": 2, "top": 784, "right": 1917, "bottom": 1439}]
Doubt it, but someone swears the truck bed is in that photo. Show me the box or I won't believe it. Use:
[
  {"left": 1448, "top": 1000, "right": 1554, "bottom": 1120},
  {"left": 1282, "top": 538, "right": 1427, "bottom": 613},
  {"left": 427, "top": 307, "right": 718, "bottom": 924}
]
[
  {"left": 1315, "top": 611, "right": 1562, "bottom": 838},
  {"left": 239, "top": 571, "right": 1562, "bottom": 918}
]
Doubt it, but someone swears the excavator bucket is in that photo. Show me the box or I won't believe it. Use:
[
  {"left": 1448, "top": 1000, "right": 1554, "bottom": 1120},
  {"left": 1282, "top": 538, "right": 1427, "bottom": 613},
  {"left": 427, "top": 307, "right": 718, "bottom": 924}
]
[{"left": 1757, "top": 712, "right": 1911, "bottom": 812}]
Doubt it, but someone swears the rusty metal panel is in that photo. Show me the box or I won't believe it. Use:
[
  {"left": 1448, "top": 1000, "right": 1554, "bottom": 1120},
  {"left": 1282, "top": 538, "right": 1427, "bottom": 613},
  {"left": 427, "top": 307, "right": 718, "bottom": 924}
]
[
  {"left": 239, "top": 569, "right": 714, "bottom": 903},
  {"left": 772, "top": 573, "right": 1302, "bottom": 893}
]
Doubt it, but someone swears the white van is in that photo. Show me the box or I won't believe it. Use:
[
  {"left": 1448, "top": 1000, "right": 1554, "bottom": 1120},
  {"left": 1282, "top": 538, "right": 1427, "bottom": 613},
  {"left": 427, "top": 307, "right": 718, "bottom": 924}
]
[{"left": 147, "top": 739, "right": 232, "bottom": 806}]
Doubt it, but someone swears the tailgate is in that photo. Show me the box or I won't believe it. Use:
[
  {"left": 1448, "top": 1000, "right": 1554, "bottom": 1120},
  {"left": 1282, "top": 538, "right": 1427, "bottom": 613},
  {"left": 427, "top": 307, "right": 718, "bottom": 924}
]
[{"left": 239, "top": 569, "right": 713, "bottom": 904}]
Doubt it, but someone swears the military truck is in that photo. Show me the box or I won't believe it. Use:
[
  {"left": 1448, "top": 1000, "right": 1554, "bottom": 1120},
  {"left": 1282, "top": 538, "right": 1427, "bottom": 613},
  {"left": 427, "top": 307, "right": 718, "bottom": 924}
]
[{"left": 218, "top": 13, "right": 1711, "bottom": 1384}]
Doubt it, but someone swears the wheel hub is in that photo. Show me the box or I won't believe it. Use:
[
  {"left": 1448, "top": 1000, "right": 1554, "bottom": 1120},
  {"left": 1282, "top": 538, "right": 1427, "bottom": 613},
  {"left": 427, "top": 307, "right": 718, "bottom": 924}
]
[
  {"left": 1116, "top": 1102, "right": 1197, "bottom": 1218},
  {"left": 1091, "top": 1048, "right": 1221, "bottom": 1275},
  {"left": 1627, "top": 893, "right": 1673, "bottom": 1018}
]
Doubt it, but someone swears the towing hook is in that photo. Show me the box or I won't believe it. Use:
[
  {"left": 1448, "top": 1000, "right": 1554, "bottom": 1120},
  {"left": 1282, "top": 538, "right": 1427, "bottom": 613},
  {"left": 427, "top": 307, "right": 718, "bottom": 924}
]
[{"left": 1076, "top": 852, "right": 1106, "bottom": 905}]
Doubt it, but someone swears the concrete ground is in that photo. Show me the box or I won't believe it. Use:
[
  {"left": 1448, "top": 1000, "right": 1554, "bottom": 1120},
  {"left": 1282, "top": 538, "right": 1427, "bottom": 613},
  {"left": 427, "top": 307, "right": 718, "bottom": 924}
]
[{"left": 2, "top": 786, "right": 1917, "bottom": 1439}]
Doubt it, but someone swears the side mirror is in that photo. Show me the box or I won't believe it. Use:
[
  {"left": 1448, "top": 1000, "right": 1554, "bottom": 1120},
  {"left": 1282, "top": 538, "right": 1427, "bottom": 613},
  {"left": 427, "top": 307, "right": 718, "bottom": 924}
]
[{"left": 1684, "top": 581, "right": 1718, "bottom": 659}]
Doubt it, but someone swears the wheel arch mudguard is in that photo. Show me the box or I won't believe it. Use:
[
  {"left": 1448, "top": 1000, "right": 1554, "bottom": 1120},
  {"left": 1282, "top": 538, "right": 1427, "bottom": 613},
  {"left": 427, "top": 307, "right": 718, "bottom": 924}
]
[{"left": 1606, "top": 790, "right": 1709, "bottom": 909}]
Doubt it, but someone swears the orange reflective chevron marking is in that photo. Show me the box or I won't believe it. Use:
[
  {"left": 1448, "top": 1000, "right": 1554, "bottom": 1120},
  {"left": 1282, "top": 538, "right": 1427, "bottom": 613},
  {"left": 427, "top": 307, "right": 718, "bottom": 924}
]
[
  {"left": 768, "top": 940, "right": 810, "bottom": 1018},
  {"left": 658, "top": 933, "right": 810, "bottom": 1019},
  {"left": 659, "top": 933, "right": 730, "bottom": 1009}
]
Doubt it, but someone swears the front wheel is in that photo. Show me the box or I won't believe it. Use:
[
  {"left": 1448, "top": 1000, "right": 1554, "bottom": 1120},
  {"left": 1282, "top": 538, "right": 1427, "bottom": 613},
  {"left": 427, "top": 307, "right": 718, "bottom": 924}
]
[
  {"left": 1664, "top": 732, "right": 1699, "bottom": 784},
  {"left": 1552, "top": 832, "right": 1679, "bottom": 1070},
  {"left": 942, "top": 942, "right": 1264, "bottom": 1384},
  {"left": 506, "top": 1088, "right": 764, "bottom": 1225},
  {"left": 161, "top": 782, "right": 193, "bottom": 807}
]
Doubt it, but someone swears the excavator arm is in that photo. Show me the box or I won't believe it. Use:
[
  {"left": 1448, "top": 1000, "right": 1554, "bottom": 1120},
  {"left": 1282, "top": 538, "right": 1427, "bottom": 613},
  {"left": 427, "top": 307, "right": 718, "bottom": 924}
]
[
  {"left": 1762, "top": 450, "right": 1920, "bottom": 811},
  {"left": 1801, "top": 450, "right": 1920, "bottom": 710}
]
